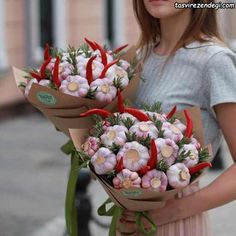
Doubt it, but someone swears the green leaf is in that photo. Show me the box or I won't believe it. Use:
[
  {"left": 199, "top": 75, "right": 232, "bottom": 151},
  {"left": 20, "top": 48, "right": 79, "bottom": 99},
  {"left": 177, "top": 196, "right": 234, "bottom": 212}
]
[
  {"left": 125, "top": 132, "right": 151, "bottom": 149},
  {"left": 141, "top": 102, "right": 162, "bottom": 113},
  {"left": 199, "top": 147, "right": 210, "bottom": 162},
  {"left": 122, "top": 117, "right": 135, "bottom": 129},
  {"left": 51, "top": 47, "right": 63, "bottom": 58},
  {"left": 86, "top": 87, "right": 98, "bottom": 99},
  {"left": 157, "top": 159, "right": 169, "bottom": 172},
  {"left": 176, "top": 150, "right": 191, "bottom": 162},
  {"left": 168, "top": 117, "right": 177, "bottom": 124},
  {"left": 108, "top": 143, "right": 121, "bottom": 154},
  {"left": 177, "top": 137, "right": 190, "bottom": 149},
  {"left": 61, "top": 139, "right": 75, "bottom": 155},
  {"left": 113, "top": 77, "right": 123, "bottom": 89},
  {"left": 18, "top": 82, "right": 26, "bottom": 88},
  {"left": 107, "top": 114, "right": 121, "bottom": 126},
  {"left": 90, "top": 120, "right": 104, "bottom": 138}
]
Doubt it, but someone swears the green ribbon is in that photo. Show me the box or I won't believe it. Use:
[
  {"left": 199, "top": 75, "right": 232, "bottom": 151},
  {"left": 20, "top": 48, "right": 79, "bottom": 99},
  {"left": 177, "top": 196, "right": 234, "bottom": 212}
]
[
  {"left": 62, "top": 139, "right": 90, "bottom": 236},
  {"left": 98, "top": 198, "right": 124, "bottom": 236},
  {"left": 136, "top": 211, "right": 157, "bottom": 236},
  {"left": 98, "top": 198, "right": 157, "bottom": 236},
  {"left": 65, "top": 155, "right": 80, "bottom": 236}
]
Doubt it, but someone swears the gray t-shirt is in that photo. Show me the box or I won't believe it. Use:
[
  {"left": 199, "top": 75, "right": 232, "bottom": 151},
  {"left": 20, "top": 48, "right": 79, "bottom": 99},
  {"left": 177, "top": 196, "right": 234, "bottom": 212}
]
[{"left": 134, "top": 41, "right": 236, "bottom": 157}]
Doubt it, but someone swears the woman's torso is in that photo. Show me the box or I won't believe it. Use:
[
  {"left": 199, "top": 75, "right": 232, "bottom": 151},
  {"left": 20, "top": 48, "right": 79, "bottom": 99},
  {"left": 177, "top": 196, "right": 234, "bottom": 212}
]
[{"left": 134, "top": 41, "right": 234, "bottom": 158}]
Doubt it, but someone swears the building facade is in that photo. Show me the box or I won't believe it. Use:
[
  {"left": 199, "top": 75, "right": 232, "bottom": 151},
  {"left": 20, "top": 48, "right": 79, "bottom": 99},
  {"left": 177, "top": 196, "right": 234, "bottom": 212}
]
[{"left": 0, "top": 0, "right": 139, "bottom": 106}]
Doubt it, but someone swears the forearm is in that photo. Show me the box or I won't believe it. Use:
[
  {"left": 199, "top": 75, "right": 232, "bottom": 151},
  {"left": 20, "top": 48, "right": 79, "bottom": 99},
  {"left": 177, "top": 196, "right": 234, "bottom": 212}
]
[{"left": 183, "top": 163, "right": 236, "bottom": 215}]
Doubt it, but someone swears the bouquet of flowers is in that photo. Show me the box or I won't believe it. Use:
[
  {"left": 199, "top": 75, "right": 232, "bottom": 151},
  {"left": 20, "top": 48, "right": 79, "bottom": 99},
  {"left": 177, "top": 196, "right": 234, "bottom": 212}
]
[
  {"left": 13, "top": 39, "right": 140, "bottom": 136},
  {"left": 68, "top": 91, "right": 212, "bottom": 236}
]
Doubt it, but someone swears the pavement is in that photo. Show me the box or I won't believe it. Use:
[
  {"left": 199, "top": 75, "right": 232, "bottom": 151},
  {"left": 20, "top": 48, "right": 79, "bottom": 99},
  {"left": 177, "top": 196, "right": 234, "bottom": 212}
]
[{"left": 0, "top": 114, "right": 236, "bottom": 236}]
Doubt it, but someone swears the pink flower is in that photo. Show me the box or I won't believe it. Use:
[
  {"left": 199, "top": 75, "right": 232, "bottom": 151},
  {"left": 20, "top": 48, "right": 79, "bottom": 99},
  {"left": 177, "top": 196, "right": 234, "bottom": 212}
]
[
  {"left": 144, "top": 111, "right": 166, "bottom": 123},
  {"left": 82, "top": 137, "right": 100, "bottom": 157},
  {"left": 59, "top": 75, "right": 89, "bottom": 97},
  {"left": 91, "top": 147, "right": 117, "bottom": 175},
  {"left": 173, "top": 119, "right": 186, "bottom": 133},
  {"left": 119, "top": 59, "right": 130, "bottom": 71},
  {"left": 113, "top": 169, "right": 141, "bottom": 189},
  {"left": 47, "top": 58, "right": 74, "bottom": 81},
  {"left": 129, "top": 121, "right": 158, "bottom": 139},
  {"left": 113, "top": 112, "right": 138, "bottom": 125},
  {"left": 162, "top": 122, "right": 183, "bottom": 142},
  {"left": 101, "top": 125, "right": 128, "bottom": 147},
  {"left": 117, "top": 141, "right": 150, "bottom": 172},
  {"left": 102, "top": 120, "right": 111, "bottom": 131},
  {"left": 24, "top": 79, "right": 51, "bottom": 97},
  {"left": 167, "top": 163, "right": 190, "bottom": 189},
  {"left": 141, "top": 169, "right": 168, "bottom": 192},
  {"left": 155, "top": 138, "right": 179, "bottom": 166},
  {"left": 106, "top": 65, "right": 129, "bottom": 89},
  {"left": 58, "top": 61, "right": 74, "bottom": 81},
  {"left": 90, "top": 78, "right": 117, "bottom": 103},
  {"left": 76, "top": 54, "right": 87, "bottom": 67},
  {"left": 181, "top": 144, "right": 199, "bottom": 168},
  {"left": 46, "top": 58, "right": 56, "bottom": 71},
  {"left": 190, "top": 137, "right": 201, "bottom": 150},
  {"left": 77, "top": 58, "right": 104, "bottom": 80}
]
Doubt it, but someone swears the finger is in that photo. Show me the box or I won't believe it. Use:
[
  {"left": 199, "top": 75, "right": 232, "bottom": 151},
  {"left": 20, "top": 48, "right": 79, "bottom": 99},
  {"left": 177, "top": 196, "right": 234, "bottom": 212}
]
[
  {"left": 117, "top": 220, "right": 137, "bottom": 234},
  {"left": 123, "top": 211, "right": 136, "bottom": 217},
  {"left": 120, "top": 217, "right": 136, "bottom": 223},
  {"left": 122, "top": 213, "right": 136, "bottom": 220}
]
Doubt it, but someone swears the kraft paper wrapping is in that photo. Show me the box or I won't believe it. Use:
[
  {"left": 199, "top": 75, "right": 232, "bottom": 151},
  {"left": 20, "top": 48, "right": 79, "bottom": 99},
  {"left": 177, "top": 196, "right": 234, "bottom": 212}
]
[
  {"left": 12, "top": 46, "right": 140, "bottom": 137},
  {"left": 69, "top": 106, "right": 212, "bottom": 212}
]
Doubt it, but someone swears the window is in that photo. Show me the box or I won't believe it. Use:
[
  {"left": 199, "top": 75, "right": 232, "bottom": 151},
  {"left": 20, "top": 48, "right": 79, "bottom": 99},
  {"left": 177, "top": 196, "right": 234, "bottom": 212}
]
[
  {"left": 39, "top": 0, "right": 54, "bottom": 48},
  {"left": 25, "top": 0, "right": 67, "bottom": 66},
  {"left": 104, "top": 0, "right": 125, "bottom": 48}
]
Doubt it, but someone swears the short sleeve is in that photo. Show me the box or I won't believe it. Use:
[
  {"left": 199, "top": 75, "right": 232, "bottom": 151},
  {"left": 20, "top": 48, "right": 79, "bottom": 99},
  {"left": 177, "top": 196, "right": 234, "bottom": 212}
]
[{"left": 205, "top": 49, "right": 236, "bottom": 108}]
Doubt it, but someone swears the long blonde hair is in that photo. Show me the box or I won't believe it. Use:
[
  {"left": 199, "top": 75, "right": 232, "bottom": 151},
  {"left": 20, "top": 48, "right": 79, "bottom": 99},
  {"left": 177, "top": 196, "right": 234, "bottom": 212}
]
[{"left": 133, "top": 0, "right": 223, "bottom": 57}]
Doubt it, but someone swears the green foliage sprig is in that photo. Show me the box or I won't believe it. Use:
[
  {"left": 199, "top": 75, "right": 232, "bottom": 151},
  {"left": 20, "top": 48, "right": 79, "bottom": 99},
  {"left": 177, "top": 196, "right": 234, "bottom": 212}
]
[{"left": 199, "top": 147, "right": 211, "bottom": 163}]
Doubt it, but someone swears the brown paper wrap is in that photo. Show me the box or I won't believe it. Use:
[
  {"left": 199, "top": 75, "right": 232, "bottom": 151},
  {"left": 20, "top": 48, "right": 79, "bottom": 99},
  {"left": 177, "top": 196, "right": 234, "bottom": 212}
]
[
  {"left": 69, "top": 106, "right": 212, "bottom": 211},
  {"left": 12, "top": 46, "right": 140, "bottom": 137}
]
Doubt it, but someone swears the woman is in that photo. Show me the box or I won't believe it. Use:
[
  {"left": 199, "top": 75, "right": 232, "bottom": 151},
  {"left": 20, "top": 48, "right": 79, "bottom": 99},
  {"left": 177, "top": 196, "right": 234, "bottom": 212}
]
[{"left": 118, "top": 0, "right": 236, "bottom": 235}]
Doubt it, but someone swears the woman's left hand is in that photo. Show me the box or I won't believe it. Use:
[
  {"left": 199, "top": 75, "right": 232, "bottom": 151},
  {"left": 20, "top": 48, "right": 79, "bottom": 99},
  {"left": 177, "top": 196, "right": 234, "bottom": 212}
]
[{"left": 148, "top": 197, "right": 189, "bottom": 226}]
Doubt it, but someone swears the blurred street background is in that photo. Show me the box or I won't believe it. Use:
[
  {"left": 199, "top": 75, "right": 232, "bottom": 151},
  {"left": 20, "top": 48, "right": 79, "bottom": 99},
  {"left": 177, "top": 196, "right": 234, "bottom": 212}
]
[{"left": 0, "top": 0, "right": 236, "bottom": 236}]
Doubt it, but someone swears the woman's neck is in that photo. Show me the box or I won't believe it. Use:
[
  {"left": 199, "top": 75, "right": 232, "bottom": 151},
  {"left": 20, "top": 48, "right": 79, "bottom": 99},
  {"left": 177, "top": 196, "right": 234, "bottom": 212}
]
[{"left": 155, "top": 10, "right": 192, "bottom": 56}]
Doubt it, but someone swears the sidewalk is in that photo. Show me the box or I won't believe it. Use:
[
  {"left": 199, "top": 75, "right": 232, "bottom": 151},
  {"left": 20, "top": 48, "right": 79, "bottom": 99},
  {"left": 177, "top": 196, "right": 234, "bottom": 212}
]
[{"left": 0, "top": 114, "right": 235, "bottom": 236}]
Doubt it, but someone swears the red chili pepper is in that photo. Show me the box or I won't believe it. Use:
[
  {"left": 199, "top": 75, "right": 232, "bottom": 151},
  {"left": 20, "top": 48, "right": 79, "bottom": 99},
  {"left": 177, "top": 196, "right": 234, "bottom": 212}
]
[
  {"left": 52, "top": 56, "right": 61, "bottom": 87},
  {"left": 117, "top": 89, "right": 125, "bottom": 113},
  {"left": 147, "top": 139, "right": 158, "bottom": 170},
  {"left": 113, "top": 44, "right": 129, "bottom": 54},
  {"left": 79, "top": 109, "right": 111, "bottom": 118},
  {"left": 86, "top": 56, "right": 97, "bottom": 84},
  {"left": 30, "top": 72, "right": 42, "bottom": 82},
  {"left": 44, "top": 43, "right": 50, "bottom": 60},
  {"left": 138, "top": 140, "right": 158, "bottom": 176},
  {"left": 94, "top": 42, "right": 108, "bottom": 66},
  {"left": 84, "top": 38, "right": 97, "bottom": 51},
  {"left": 166, "top": 105, "right": 177, "bottom": 119},
  {"left": 189, "top": 162, "right": 212, "bottom": 175},
  {"left": 184, "top": 110, "right": 193, "bottom": 138},
  {"left": 40, "top": 56, "right": 52, "bottom": 79},
  {"left": 115, "top": 157, "right": 124, "bottom": 173},
  {"left": 123, "top": 107, "right": 150, "bottom": 122},
  {"left": 99, "top": 59, "right": 120, "bottom": 78},
  {"left": 138, "top": 165, "right": 150, "bottom": 176}
]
